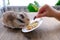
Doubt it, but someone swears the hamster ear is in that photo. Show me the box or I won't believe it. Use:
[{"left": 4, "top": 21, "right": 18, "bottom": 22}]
[{"left": 23, "top": 12, "right": 28, "bottom": 17}]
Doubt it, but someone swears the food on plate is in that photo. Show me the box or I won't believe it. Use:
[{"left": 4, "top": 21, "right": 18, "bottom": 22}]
[
  {"left": 27, "top": 25, "right": 32, "bottom": 30},
  {"left": 27, "top": 21, "right": 38, "bottom": 30}
]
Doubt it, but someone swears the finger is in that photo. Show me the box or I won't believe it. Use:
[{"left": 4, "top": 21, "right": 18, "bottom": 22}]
[
  {"left": 38, "top": 4, "right": 48, "bottom": 14},
  {"left": 36, "top": 12, "right": 47, "bottom": 18},
  {"left": 33, "top": 12, "right": 46, "bottom": 19},
  {"left": 38, "top": 4, "right": 49, "bottom": 14}
]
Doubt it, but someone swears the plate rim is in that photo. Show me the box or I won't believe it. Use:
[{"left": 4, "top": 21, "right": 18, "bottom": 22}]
[{"left": 22, "top": 18, "right": 43, "bottom": 33}]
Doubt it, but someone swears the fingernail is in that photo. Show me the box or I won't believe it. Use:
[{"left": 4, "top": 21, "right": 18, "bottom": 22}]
[{"left": 33, "top": 16, "right": 36, "bottom": 20}]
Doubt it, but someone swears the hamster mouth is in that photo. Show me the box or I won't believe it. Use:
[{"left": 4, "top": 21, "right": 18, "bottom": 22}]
[{"left": 17, "top": 19, "right": 25, "bottom": 23}]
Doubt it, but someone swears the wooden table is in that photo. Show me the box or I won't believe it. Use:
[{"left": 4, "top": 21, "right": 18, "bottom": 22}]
[{"left": 0, "top": 13, "right": 60, "bottom": 40}]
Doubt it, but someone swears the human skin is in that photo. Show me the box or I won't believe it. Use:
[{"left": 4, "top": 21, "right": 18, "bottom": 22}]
[{"left": 35, "top": 4, "right": 60, "bottom": 20}]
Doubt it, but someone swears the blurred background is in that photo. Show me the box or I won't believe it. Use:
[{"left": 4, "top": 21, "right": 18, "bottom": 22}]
[
  {"left": 4, "top": 0, "right": 58, "bottom": 6},
  {"left": 0, "top": 0, "right": 60, "bottom": 15}
]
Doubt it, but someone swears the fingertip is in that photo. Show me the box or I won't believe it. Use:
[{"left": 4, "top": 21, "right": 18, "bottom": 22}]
[{"left": 33, "top": 16, "right": 36, "bottom": 20}]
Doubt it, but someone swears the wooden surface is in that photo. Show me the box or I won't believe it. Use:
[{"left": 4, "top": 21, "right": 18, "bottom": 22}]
[{"left": 0, "top": 13, "right": 60, "bottom": 40}]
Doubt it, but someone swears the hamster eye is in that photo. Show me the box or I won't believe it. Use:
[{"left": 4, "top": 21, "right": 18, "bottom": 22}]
[{"left": 20, "top": 14, "right": 24, "bottom": 19}]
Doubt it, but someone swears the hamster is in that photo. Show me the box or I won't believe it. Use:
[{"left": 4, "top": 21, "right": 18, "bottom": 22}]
[{"left": 2, "top": 11, "right": 30, "bottom": 28}]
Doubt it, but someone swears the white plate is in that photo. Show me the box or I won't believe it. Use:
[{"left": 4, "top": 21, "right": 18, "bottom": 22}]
[{"left": 22, "top": 18, "right": 43, "bottom": 33}]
